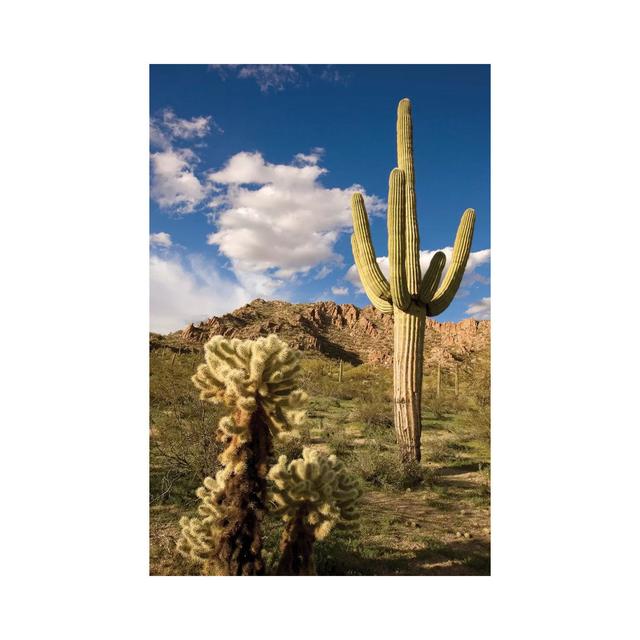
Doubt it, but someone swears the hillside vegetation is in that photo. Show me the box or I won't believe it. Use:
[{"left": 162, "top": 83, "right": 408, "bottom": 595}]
[{"left": 149, "top": 336, "right": 490, "bottom": 576}]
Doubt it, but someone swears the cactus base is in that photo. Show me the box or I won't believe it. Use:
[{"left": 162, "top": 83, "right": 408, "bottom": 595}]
[
  {"left": 393, "top": 305, "right": 425, "bottom": 462},
  {"left": 275, "top": 507, "right": 317, "bottom": 576}
]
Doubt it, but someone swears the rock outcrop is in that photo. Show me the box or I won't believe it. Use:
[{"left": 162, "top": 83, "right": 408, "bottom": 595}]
[{"left": 164, "top": 299, "right": 489, "bottom": 367}]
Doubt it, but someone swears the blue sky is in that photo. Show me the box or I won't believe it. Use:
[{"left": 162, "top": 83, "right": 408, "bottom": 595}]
[{"left": 150, "top": 64, "right": 490, "bottom": 333}]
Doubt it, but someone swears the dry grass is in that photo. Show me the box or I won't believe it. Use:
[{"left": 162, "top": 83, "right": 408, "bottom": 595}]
[{"left": 149, "top": 347, "right": 490, "bottom": 576}]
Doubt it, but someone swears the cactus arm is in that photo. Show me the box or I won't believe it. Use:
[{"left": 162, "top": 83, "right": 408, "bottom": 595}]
[
  {"left": 427, "top": 208, "right": 476, "bottom": 316},
  {"left": 397, "top": 98, "right": 421, "bottom": 296},
  {"left": 350, "top": 193, "right": 392, "bottom": 302},
  {"left": 419, "top": 250, "right": 446, "bottom": 304},
  {"left": 351, "top": 235, "right": 393, "bottom": 314},
  {"left": 387, "top": 168, "right": 411, "bottom": 311}
]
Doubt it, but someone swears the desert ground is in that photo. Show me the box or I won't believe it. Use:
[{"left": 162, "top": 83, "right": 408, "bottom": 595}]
[{"left": 149, "top": 332, "right": 490, "bottom": 576}]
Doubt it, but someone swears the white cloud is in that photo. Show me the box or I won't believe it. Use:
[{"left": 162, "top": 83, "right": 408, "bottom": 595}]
[
  {"left": 346, "top": 248, "right": 491, "bottom": 294},
  {"left": 294, "top": 147, "right": 325, "bottom": 165},
  {"left": 331, "top": 286, "right": 348, "bottom": 296},
  {"left": 150, "top": 147, "right": 208, "bottom": 213},
  {"left": 320, "top": 66, "right": 348, "bottom": 84},
  {"left": 150, "top": 250, "right": 252, "bottom": 334},
  {"left": 149, "top": 108, "right": 221, "bottom": 213},
  {"left": 314, "top": 265, "right": 333, "bottom": 280},
  {"left": 206, "top": 151, "right": 384, "bottom": 294},
  {"left": 161, "top": 107, "right": 215, "bottom": 139},
  {"left": 149, "top": 122, "right": 171, "bottom": 149},
  {"left": 465, "top": 297, "right": 491, "bottom": 320},
  {"left": 238, "top": 65, "right": 298, "bottom": 91},
  {"left": 149, "top": 232, "right": 172, "bottom": 247},
  {"left": 210, "top": 65, "right": 348, "bottom": 92},
  {"left": 211, "top": 64, "right": 300, "bottom": 92}
]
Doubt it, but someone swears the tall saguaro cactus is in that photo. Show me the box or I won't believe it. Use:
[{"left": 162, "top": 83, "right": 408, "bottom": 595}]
[{"left": 351, "top": 98, "right": 476, "bottom": 462}]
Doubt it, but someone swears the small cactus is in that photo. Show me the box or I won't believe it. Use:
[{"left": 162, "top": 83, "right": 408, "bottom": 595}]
[
  {"left": 177, "top": 335, "right": 307, "bottom": 575},
  {"left": 268, "top": 447, "right": 361, "bottom": 575}
]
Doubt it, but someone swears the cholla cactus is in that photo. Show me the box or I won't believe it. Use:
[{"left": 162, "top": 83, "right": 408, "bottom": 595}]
[
  {"left": 177, "top": 335, "right": 307, "bottom": 576},
  {"left": 268, "top": 447, "right": 361, "bottom": 575},
  {"left": 192, "top": 334, "right": 307, "bottom": 434}
]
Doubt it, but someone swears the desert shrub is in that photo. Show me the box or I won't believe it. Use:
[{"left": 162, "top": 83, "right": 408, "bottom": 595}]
[
  {"left": 332, "top": 381, "right": 357, "bottom": 401},
  {"left": 150, "top": 349, "right": 225, "bottom": 504},
  {"left": 346, "top": 364, "right": 392, "bottom": 399},
  {"left": 461, "top": 401, "right": 490, "bottom": 442},
  {"left": 422, "top": 436, "right": 452, "bottom": 463},
  {"left": 299, "top": 357, "right": 393, "bottom": 405},
  {"left": 325, "top": 427, "right": 353, "bottom": 458},
  {"left": 298, "top": 357, "right": 332, "bottom": 396},
  {"left": 465, "top": 348, "right": 490, "bottom": 408},
  {"left": 350, "top": 446, "right": 426, "bottom": 490},
  {"left": 350, "top": 399, "right": 393, "bottom": 429},
  {"left": 272, "top": 425, "right": 312, "bottom": 461},
  {"left": 423, "top": 393, "right": 448, "bottom": 420},
  {"left": 479, "top": 464, "right": 491, "bottom": 494}
]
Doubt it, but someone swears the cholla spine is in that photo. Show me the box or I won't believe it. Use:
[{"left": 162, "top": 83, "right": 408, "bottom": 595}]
[
  {"left": 191, "top": 334, "right": 307, "bottom": 434},
  {"left": 176, "top": 475, "right": 226, "bottom": 567},
  {"left": 269, "top": 447, "right": 361, "bottom": 541},
  {"left": 177, "top": 334, "right": 307, "bottom": 575}
]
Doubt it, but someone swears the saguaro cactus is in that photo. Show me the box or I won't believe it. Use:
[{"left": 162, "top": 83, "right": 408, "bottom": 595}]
[{"left": 351, "top": 98, "right": 476, "bottom": 462}]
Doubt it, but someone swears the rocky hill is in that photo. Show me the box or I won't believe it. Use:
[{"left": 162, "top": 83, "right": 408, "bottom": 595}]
[{"left": 152, "top": 299, "right": 489, "bottom": 368}]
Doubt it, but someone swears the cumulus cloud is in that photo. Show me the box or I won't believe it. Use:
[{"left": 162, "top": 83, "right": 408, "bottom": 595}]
[
  {"left": 160, "top": 107, "right": 217, "bottom": 139},
  {"left": 206, "top": 150, "right": 384, "bottom": 294},
  {"left": 294, "top": 147, "right": 325, "bottom": 165},
  {"left": 150, "top": 250, "right": 252, "bottom": 334},
  {"left": 345, "top": 248, "right": 491, "bottom": 294},
  {"left": 150, "top": 147, "right": 208, "bottom": 213},
  {"left": 149, "top": 232, "right": 172, "bottom": 247},
  {"left": 149, "top": 108, "right": 221, "bottom": 214},
  {"left": 331, "top": 286, "right": 348, "bottom": 296},
  {"left": 465, "top": 297, "right": 491, "bottom": 320}
]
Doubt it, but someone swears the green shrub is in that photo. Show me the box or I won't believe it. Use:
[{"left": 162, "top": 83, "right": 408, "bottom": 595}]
[
  {"left": 350, "top": 446, "right": 426, "bottom": 490},
  {"left": 351, "top": 399, "right": 393, "bottom": 429},
  {"left": 325, "top": 427, "right": 353, "bottom": 458},
  {"left": 272, "top": 426, "right": 311, "bottom": 461},
  {"left": 423, "top": 394, "right": 447, "bottom": 420}
]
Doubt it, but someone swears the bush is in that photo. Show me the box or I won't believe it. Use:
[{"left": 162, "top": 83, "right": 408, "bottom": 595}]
[
  {"left": 461, "top": 402, "right": 490, "bottom": 442},
  {"left": 350, "top": 446, "right": 426, "bottom": 490},
  {"left": 350, "top": 400, "right": 393, "bottom": 429},
  {"left": 325, "top": 427, "right": 353, "bottom": 458},
  {"left": 423, "top": 394, "right": 447, "bottom": 420},
  {"left": 272, "top": 425, "right": 313, "bottom": 461},
  {"left": 299, "top": 357, "right": 393, "bottom": 405},
  {"left": 149, "top": 396, "right": 224, "bottom": 505},
  {"left": 150, "top": 349, "right": 226, "bottom": 504},
  {"left": 422, "top": 436, "right": 451, "bottom": 463}
]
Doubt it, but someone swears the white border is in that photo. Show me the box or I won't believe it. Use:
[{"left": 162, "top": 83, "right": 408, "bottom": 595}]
[{"left": 3, "top": 1, "right": 639, "bottom": 638}]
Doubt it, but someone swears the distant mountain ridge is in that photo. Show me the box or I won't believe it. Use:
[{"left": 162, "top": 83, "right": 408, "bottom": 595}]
[{"left": 156, "top": 299, "right": 489, "bottom": 367}]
